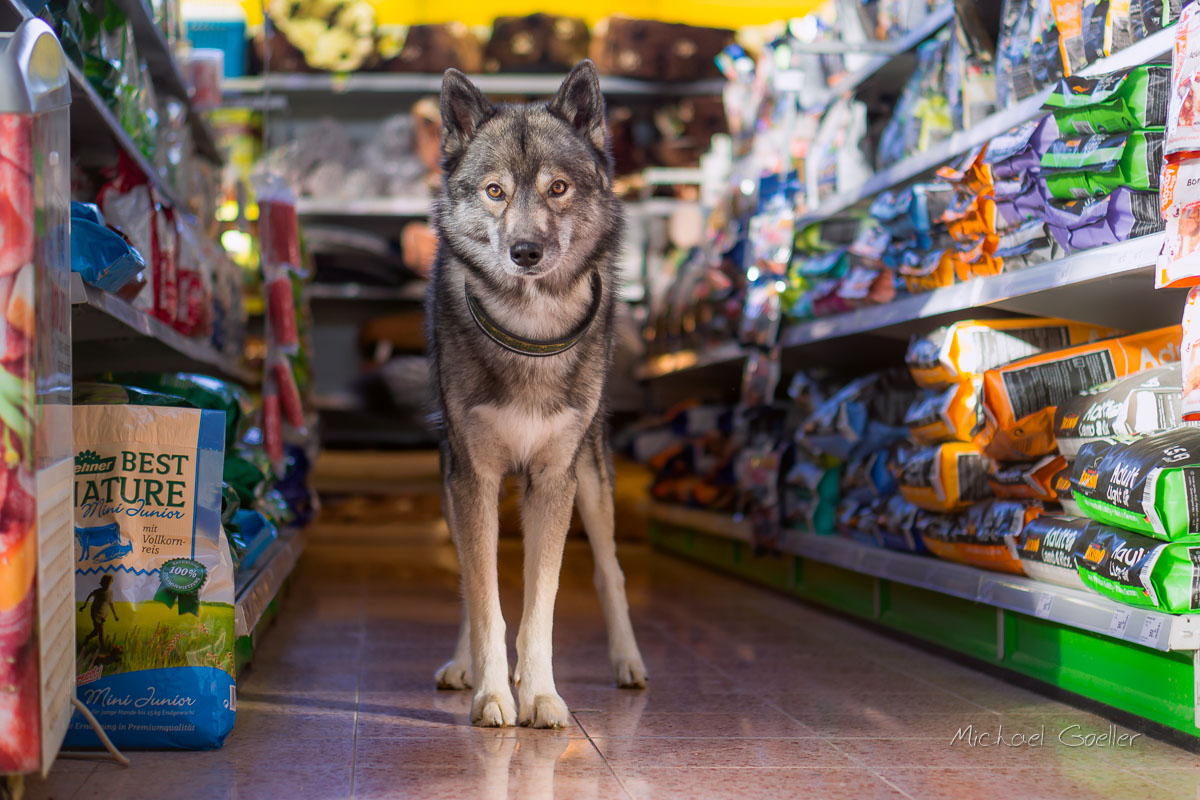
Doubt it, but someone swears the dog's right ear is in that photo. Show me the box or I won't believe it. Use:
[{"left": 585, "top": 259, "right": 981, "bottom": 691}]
[{"left": 440, "top": 69, "right": 493, "bottom": 163}]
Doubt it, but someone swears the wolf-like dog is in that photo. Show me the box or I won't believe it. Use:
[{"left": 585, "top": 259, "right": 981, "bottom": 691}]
[{"left": 427, "top": 61, "right": 647, "bottom": 728}]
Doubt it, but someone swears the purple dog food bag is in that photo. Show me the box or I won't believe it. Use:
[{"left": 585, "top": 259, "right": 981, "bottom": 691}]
[
  {"left": 1043, "top": 187, "right": 1164, "bottom": 254},
  {"left": 985, "top": 115, "right": 1060, "bottom": 180}
]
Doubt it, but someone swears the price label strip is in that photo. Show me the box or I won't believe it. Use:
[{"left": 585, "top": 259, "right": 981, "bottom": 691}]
[
  {"left": 1108, "top": 608, "right": 1132, "bottom": 637},
  {"left": 1034, "top": 592, "right": 1054, "bottom": 619},
  {"left": 1138, "top": 615, "right": 1165, "bottom": 647}
]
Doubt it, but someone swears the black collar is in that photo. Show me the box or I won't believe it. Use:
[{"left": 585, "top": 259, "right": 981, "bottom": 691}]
[{"left": 465, "top": 271, "right": 603, "bottom": 357}]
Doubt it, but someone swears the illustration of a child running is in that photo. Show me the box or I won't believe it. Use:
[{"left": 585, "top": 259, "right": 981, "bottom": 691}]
[{"left": 80, "top": 574, "right": 119, "bottom": 649}]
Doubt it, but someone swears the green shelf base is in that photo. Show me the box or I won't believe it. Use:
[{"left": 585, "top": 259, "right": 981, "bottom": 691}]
[{"left": 650, "top": 522, "right": 1200, "bottom": 740}]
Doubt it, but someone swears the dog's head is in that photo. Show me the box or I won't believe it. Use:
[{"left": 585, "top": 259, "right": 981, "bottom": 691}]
[{"left": 436, "top": 61, "right": 618, "bottom": 282}]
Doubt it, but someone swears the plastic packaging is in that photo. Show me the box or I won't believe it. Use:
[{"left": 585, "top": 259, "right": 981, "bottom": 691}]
[
  {"left": 69, "top": 202, "right": 145, "bottom": 292},
  {"left": 1074, "top": 524, "right": 1200, "bottom": 612},
  {"left": 895, "top": 442, "right": 992, "bottom": 513},
  {"left": 1010, "top": 514, "right": 1098, "bottom": 589},
  {"left": 1053, "top": 364, "right": 1186, "bottom": 455}
]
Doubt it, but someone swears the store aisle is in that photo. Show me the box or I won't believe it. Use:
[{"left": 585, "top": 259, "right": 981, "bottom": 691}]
[{"left": 28, "top": 538, "right": 1200, "bottom": 800}]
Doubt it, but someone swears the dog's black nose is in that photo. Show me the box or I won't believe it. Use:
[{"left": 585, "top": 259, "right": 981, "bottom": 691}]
[{"left": 510, "top": 241, "right": 542, "bottom": 268}]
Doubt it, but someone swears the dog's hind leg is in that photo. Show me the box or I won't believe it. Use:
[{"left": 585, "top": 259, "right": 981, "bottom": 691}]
[
  {"left": 447, "top": 462, "right": 515, "bottom": 727},
  {"left": 436, "top": 457, "right": 474, "bottom": 690},
  {"left": 515, "top": 465, "right": 576, "bottom": 728},
  {"left": 575, "top": 426, "right": 648, "bottom": 689}
]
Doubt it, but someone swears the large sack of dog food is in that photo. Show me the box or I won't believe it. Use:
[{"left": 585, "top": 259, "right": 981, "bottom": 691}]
[
  {"left": 980, "top": 325, "right": 1181, "bottom": 461},
  {"left": 1009, "top": 515, "right": 1099, "bottom": 589},
  {"left": 906, "top": 318, "right": 1120, "bottom": 389},
  {"left": 1070, "top": 427, "right": 1200, "bottom": 540},
  {"left": 895, "top": 442, "right": 992, "bottom": 513},
  {"left": 987, "top": 455, "right": 1070, "bottom": 501},
  {"left": 66, "top": 405, "right": 235, "bottom": 749},
  {"left": 919, "top": 500, "right": 1039, "bottom": 574},
  {"left": 1052, "top": 364, "right": 1185, "bottom": 456},
  {"left": 905, "top": 379, "right": 984, "bottom": 444},
  {"left": 1040, "top": 130, "right": 1165, "bottom": 199},
  {"left": 1074, "top": 524, "right": 1200, "bottom": 612},
  {"left": 1042, "top": 64, "right": 1170, "bottom": 134}
]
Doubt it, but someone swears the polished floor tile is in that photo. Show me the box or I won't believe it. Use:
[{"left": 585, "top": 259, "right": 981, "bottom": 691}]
[{"left": 23, "top": 538, "right": 1200, "bottom": 799}]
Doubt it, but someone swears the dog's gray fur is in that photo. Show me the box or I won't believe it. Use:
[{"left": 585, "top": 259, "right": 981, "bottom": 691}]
[{"left": 427, "top": 61, "right": 647, "bottom": 728}]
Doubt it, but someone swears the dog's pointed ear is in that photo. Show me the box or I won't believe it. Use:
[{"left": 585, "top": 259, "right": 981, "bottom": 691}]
[
  {"left": 550, "top": 60, "right": 607, "bottom": 153},
  {"left": 441, "top": 69, "right": 493, "bottom": 162}
]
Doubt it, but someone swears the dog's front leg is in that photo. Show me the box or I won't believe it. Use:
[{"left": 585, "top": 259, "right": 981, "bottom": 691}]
[
  {"left": 447, "top": 466, "right": 515, "bottom": 726},
  {"left": 515, "top": 466, "right": 576, "bottom": 728}
]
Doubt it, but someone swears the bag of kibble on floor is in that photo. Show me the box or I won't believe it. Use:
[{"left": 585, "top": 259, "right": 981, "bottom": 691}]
[
  {"left": 1074, "top": 525, "right": 1200, "bottom": 612},
  {"left": 1008, "top": 515, "right": 1099, "bottom": 589},
  {"left": 1070, "top": 427, "right": 1200, "bottom": 540},
  {"left": 1052, "top": 364, "right": 1186, "bottom": 456},
  {"left": 66, "top": 404, "right": 236, "bottom": 749},
  {"left": 979, "top": 325, "right": 1180, "bottom": 461}
]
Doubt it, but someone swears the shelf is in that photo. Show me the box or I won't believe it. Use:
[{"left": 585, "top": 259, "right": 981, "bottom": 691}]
[
  {"left": 223, "top": 72, "right": 726, "bottom": 99},
  {"left": 297, "top": 196, "right": 432, "bottom": 218},
  {"left": 234, "top": 527, "right": 305, "bottom": 638},
  {"left": 307, "top": 282, "right": 427, "bottom": 302},
  {"left": 646, "top": 501, "right": 754, "bottom": 543},
  {"left": 109, "top": 0, "right": 224, "bottom": 164},
  {"left": 70, "top": 273, "right": 258, "bottom": 386},
  {"left": 796, "top": 25, "right": 1175, "bottom": 228},
  {"left": 638, "top": 233, "right": 1181, "bottom": 380}
]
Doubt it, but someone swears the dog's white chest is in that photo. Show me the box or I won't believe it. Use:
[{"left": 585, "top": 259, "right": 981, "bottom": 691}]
[{"left": 470, "top": 404, "right": 581, "bottom": 468}]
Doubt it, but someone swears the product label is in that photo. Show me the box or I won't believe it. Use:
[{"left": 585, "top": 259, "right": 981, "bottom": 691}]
[{"left": 1001, "top": 350, "right": 1118, "bottom": 422}]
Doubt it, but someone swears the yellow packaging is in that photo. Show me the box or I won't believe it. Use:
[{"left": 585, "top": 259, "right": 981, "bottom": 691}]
[
  {"left": 905, "top": 378, "right": 983, "bottom": 444},
  {"left": 896, "top": 442, "right": 992, "bottom": 513}
]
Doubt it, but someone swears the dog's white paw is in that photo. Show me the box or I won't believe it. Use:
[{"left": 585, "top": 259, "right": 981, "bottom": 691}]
[
  {"left": 612, "top": 655, "right": 648, "bottom": 689},
  {"left": 435, "top": 659, "right": 473, "bottom": 690},
  {"left": 471, "top": 689, "right": 517, "bottom": 727},
  {"left": 520, "top": 693, "right": 571, "bottom": 729}
]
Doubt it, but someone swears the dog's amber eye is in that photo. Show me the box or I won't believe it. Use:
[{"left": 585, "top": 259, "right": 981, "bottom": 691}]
[
  {"left": 485, "top": 183, "right": 505, "bottom": 200},
  {"left": 549, "top": 180, "right": 568, "bottom": 196}
]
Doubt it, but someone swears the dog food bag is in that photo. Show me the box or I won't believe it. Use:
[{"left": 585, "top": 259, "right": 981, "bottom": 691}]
[
  {"left": 979, "top": 325, "right": 1181, "bottom": 461},
  {"left": 1010, "top": 514, "right": 1100, "bottom": 589},
  {"left": 1053, "top": 364, "right": 1185, "bottom": 455},
  {"left": 1042, "top": 187, "right": 1164, "bottom": 254},
  {"left": 1074, "top": 524, "right": 1200, "bottom": 612},
  {"left": 986, "top": 115, "right": 1060, "bottom": 180},
  {"left": 1155, "top": 160, "right": 1200, "bottom": 289},
  {"left": 1070, "top": 427, "right": 1200, "bottom": 540},
  {"left": 1040, "top": 130, "right": 1165, "bottom": 199},
  {"left": 919, "top": 500, "right": 1038, "bottom": 574},
  {"left": 905, "top": 379, "right": 984, "bottom": 444},
  {"left": 878, "top": 495, "right": 929, "bottom": 553},
  {"left": 1043, "top": 64, "right": 1170, "bottom": 134},
  {"left": 1082, "top": 0, "right": 1136, "bottom": 61},
  {"left": 988, "top": 455, "right": 1071, "bottom": 501},
  {"left": 67, "top": 405, "right": 236, "bottom": 750},
  {"left": 906, "top": 318, "right": 1121, "bottom": 389},
  {"left": 1166, "top": 2, "right": 1200, "bottom": 157},
  {"left": 895, "top": 442, "right": 992, "bottom": 513}
]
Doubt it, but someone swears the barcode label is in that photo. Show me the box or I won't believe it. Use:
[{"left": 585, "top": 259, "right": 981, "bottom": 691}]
[
  {"left": 1035, "top": 592, "right": 1054, "bottom": 618},
  {"left": 1108, "top": 608, "right": 1132, "bottom": 637},
  {"left": 1138, "top": 615, "right": 1164, "bottom": 647}
]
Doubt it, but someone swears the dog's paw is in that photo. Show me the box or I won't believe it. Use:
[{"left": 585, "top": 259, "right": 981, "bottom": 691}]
[
  {"left": 520, "top": 693, "right": 570, "bottom": 729},
  {"left": 612, "top": 655, "right": 648, "bottom": 689},
  {"left": 471, "top": 689, "right": 517, "bottom": 727},
  {"left": 435, "top": 659, "right": 473, "bottom": 690}
]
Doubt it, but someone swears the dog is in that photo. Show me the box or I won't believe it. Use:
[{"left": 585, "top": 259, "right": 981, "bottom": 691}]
[{"left": 427, "top": 60, "right": 647, "bottom": 728}]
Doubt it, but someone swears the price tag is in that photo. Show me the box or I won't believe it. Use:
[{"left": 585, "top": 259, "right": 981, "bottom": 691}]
[
  {"left": 1139, "top": 615, "right": 1165, "bottom": 647},
  {"left": 1108, "top": 608, "right": 1132, "bottom": 637},
  {"left": 1034, "top": 592, "right": 1054, "bottom": 619}
]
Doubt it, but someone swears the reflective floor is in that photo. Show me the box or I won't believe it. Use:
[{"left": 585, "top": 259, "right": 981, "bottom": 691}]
[{"left": 29, "top": 538, "right": 1200, "bottom": 799}]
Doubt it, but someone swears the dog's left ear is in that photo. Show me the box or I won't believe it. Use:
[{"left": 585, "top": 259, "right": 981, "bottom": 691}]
[{"left": 550, "top": 60, "right": 607, "bottom": 154}]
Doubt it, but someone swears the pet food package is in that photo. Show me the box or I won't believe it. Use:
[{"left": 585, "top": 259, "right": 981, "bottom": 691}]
[
  {"left": 1042, "top": 187, "right": 1163, "bottom": 253},
  {"left": 1053, "top": 364, "right": 1185, "bottom": 455},
  {"left": 67, "top": 405, "right": 236, "bottom": 750},
  {"left": 1040, "top": 130, "right": 1165, "bottom": 199},
  {"left": 919, "top": 499, "right": 1038, "bottom": 574},
  {"left": 895, "top": 442, "right": 992, "bottom": 513},
  {"left": 1074, "top": 524, "right": 1200, "bottom": 612},
  {"left": 1052, "top": 0, "right": 1088, "bottom": 75},
  {"left": 905, "top": 378, "right": 984, "bottom": 444},
  {"left": 1010, "top": 515, "right": 1099, "bottom": 589},
  {"left": 987, "top": 455, "right": 1070, "bottom": 501},
  {"left": 1070, "top": 427, "right": 1200, "bottom": 540},
  {"left": 1155, "top": 160, "right": 1200, "bottom": 289},
  {"left": 1165, "top": 2, "right": 1200, "bottom": 157},
  {"left": 906, "top": 318, "right": 1120, "bottom": 389},
  {"left": 1043, "top": 64, "right": 1170, "bottom": 135},
  {"left": 483, "top": 14, "right": 589, "bottom": 73},
  {"left": 979, "top": 325, "right": 1180, "bottom": 461},
  {"left": 986, "top": 115, "right": 1060, "bottom": 181}
]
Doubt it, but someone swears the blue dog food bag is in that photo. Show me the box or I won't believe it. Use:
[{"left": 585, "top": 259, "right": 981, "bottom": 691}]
[{"left": 67, "top": 405, "right": 235, "bottom": 749}]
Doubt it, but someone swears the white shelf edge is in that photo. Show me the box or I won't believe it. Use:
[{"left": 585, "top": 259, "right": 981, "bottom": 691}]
[
  {"left": 223, "top": 73, "right": 726, "bottom": 97},
  {"left": 234, "top": 527, "right": 305, "bottom": 638},
  {"left": 306, "top": 282, "right": 427, "bottom": 302},
  {"left": 70, "top": 273, "right": 258, "bottom": 386},
  {"left": 297, "top": 196, "right": 433, "bottom": 218},
  {"left": 646, "top": 502, "right": 754, "bottom": 543},
  {"left": 636, "top": 340, "right": 748, "bottom": 380}
]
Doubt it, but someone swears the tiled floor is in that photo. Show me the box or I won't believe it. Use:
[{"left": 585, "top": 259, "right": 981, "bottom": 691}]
[{"left": 27, "top": 538, "right": 1200, "bottom": 799}]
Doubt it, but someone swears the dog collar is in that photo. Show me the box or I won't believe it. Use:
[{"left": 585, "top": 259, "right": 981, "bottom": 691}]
[{"left": 465, "top": 271, "right": 603, "bottom": 357}]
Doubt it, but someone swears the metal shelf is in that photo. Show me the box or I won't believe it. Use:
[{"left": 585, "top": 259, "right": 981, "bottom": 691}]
[
  {"left": 646, "top": 502, "right": 1200, "bottom": 653},
  {"left": 70, "top": 273, "right": 258, "bottom": 386},
  {"left": 234, "top": 527, "right": 305, "bottom": 638},
  {"left": 297, "top": 196, "right": 432, "bottom": 218},
  {"left": 110, "top": 0, "right": 224, "bottom": 164},
  {"left": 224, "top": 72, "right": 726, "bottom": 98},
  {"left": 637, "top": 233, "right": 1179, "bottom": 380},
  {"left": 306, "top": 282, "right": 427, "bottom": 302},
  {"left": 796, "top": 26, "right": 1175, "bottom": 228}
]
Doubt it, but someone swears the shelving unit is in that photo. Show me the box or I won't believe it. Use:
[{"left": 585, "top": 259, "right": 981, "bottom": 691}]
[
  {"left": 234, "top": 528, "right": 306, "bottom": 640},
  {"left": 224, "top": 72, "right": 726, "bottom": 98},
  {"left": 307, "top": 282, "right": 427, "bottom": 302},
  {"left": 647, "top": 504, "right": 1200, "bottom": 737},
  {"left": 298, "top": 196, "right": 433, "bottom": 218}
]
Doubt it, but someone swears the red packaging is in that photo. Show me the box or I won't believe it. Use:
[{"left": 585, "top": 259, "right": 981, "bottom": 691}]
[
  {"left": 266, "top": 274, "right": 299, "bottom": 350},
  {"left": 260, "top": 198, "right": 300, "bottom": 269},
  {"left": 152, "top": 204, "right": 179, "bottom": 325},
  {"left": 263, "top": 390, "right": 284, "bottom": 468},
  {"left": 272, "top": 358, "right": 305, "bottom": 428}
]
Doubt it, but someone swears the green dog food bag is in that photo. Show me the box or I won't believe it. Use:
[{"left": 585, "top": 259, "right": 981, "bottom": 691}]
[
  {"left": 1043, "top": 64, "right": 1170, "bottom": 134},
  {"left": 1070, "top": 427, "right": 1200, "bottom": 540},
  {"left": 66, "top": 405, "right": 235, "bottom": 749},
  {"left": 1073, "top": 524, "right": 1200, "bottom": 613},
  {"left": 1010, "top": 515, "right": 1100, "bottom": 589},
  {"left": 1040, "top": 129, "right": 1164, "bottom": 199}
]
